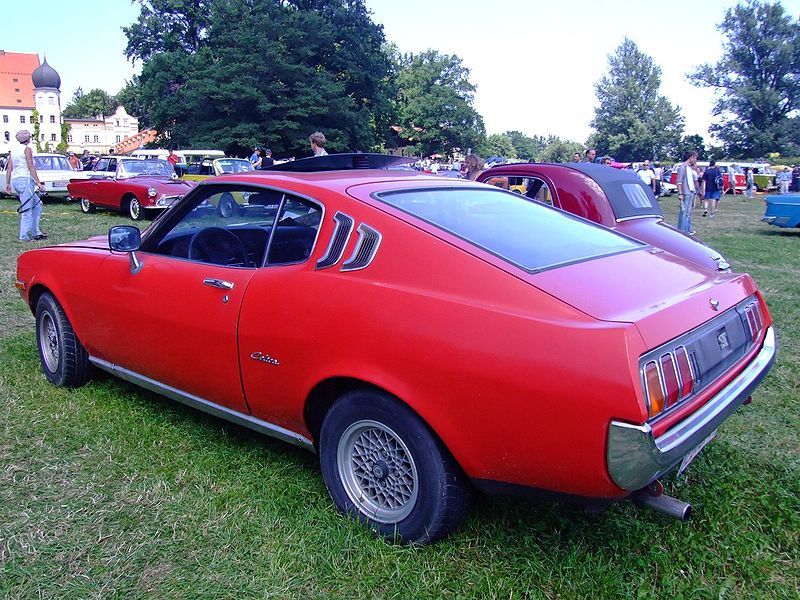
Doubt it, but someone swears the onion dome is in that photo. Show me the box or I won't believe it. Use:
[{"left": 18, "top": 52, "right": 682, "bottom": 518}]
[{"left": 32, "top": 57, "right": 61, "bottom": 90}]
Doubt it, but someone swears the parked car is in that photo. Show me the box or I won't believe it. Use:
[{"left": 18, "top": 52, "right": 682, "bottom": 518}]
[
  {"left": 670, "top": 162, "right": 746, "bottom": 194},
  {"left": 478, "top": 162, "right": 731, "bottom": 272},
  {"left": 0, "top": 153, "right": 91, "bottom": 200},
  {"left": 129, "top": 149, "right": 226, "bottom": 176},
  {"left": 68, "top": 157, "right": 196, "bottom": 220},
  {"left": 748, "top": 164, "right": 778, "bottom": 192},
  {"left": 182, "top": 158, "right": 254, "bottom": 181},
  {"left": 17, "top": 154, "right": 776, "bottom": 544},
  {"left": 762, "top": 193, "right": 800, "bottom": 228}
]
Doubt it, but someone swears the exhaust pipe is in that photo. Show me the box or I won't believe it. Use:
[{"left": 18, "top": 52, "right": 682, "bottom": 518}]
[{"left": 634, "top": 483, "right": 692, "bottom": 521}]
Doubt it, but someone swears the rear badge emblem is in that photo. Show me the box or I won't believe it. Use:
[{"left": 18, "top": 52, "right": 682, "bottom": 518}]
[
  {"left": 717, "top": 330, "right": 731, "bottom": 352},
  {"left": 709, "top": 299, "right": 720, "bottom": 311}
]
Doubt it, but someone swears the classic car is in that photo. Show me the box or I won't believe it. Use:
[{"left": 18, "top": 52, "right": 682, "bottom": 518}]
[
  {"left": 182, "top": 158, "right": 254, "bottom": 181},
  {"left": 670, "top": 162, "right": 746, "bottom": 194},
  {"left": 762, "top": 193, "right": 800, "bottom": 228},
  {"left": 17, "top": 154, "right": 776, "bottom": 544},
  {"left": 0, "top": 153, "right": 91, "bottom": 200},
  {"left": 477, "top": 162, "right": 731, "bottom": 272},
  {"left": 68, "top": 157, "right": 196, "bottom": 220}
]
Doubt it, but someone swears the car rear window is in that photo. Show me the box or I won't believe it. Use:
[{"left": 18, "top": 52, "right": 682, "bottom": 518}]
[{"left": 376, "top": 187, "right": 642, "bottom": 272}]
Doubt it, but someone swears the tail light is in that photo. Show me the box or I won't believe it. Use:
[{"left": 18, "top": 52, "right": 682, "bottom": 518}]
[
  {"left": 642, "top": 346, "right": 697, "bottom": 419},
  {"left": 743, "top": 301, "right": 764, "bottom": 341}
]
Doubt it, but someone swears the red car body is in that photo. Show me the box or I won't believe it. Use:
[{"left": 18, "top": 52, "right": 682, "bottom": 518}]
[
  {"left": 68, "top": 157, "right": 195, "bottom": 220},
  {"left": 17, "top": 157, "right": 776, "bottom": 543},
  {"left": 478, "top": 162, "right": 730, "bottom": 271}
]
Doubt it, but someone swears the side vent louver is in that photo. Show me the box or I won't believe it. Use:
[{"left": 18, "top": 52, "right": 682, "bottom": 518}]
[
  {"left": 341, "top": 224, "right": 382, "bottom": 272},
  {"left": 316, "top": 212, "right": 354, "bottom": 270}
]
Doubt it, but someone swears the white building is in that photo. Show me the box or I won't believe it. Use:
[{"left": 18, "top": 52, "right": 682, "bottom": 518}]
[
  {"left": 0, "top": 52, "right": 63, "bottom": 154},
  {"left": 66, "top": 106, "right": 140, "bottom": 155}
]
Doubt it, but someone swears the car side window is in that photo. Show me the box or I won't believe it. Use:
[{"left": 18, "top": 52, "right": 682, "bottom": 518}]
[
  {"left": 107, "top": 159, "right": 117, "bottom": 172},
  {"left": 94, "top": 158, "right": 110, "bottom": 172},
  {"left": 149, "top": 187, "right": 322, "bottom": 268}
]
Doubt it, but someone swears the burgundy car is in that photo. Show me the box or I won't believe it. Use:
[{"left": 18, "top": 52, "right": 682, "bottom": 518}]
[
  {"left": 68, "top": 157, "right": 196, "bottom": 220},
  {"left": 478, "top": 163, "right": 731, "bottom": 272}
]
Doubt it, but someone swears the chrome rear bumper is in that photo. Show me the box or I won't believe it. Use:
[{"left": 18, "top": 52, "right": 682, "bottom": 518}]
[{"left": 607, "top": 327, "right": 776, "bottom": 491}]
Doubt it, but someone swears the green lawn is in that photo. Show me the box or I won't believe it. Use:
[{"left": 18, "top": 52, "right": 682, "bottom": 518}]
[{"left": 1, "top": 193, "right": 798, "bottom": 599}]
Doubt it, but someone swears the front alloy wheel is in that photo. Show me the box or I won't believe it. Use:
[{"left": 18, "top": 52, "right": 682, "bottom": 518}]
[
  {"left": 128, "top": 196, "right": 143, "bottom": 220},
  {"left": 35, "top": 292, "right": 90, "bottom": 387},
  {"left": 320, "top": 390, "right": 470, "bottom": 544}
]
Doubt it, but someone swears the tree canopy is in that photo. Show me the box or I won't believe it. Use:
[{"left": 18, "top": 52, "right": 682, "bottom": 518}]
[
  {"left": 392, "top": 49, "right": 485, "bottom": 158},
  {"left": 590, "top": 38, "right": 684, "bottom": 162},
  {"left": 62, "top": 88, "right": 118, "bottom": 119},
  {"left": 128, "top": 0, "right": 394, "bottom": 156},
  {"left": 690, "top": 0, "right": 800, "bottom": 158}
]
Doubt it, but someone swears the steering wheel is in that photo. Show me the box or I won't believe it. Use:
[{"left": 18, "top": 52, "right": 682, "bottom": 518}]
[{"left": 187, "top": 227, "right": 252, "bottom": 267}]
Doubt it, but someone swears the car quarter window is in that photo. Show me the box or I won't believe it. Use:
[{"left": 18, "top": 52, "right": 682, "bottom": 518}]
[
  {"left": 147, "top": 187, "right": 322, "bottom": 268},
  {"left": 482, "top": 175, "right": 554, "bottom": 206}
]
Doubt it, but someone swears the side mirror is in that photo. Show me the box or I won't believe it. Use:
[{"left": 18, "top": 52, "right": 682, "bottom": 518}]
[
  {"left": 109, "top": 226, "right": 143, "bottom": 274},
  {"left": 109, "top": 225, "right": 141, "bottom": 252}
]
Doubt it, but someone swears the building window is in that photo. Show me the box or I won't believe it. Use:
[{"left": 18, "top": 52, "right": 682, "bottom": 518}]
[
  {"left": 50, "top": 115, "right": 55, "bottom": 123},
  {"left": 14, "top": 88, "right": 20, "bottom": 93},
  {"left": 12, "top": 78, "right": 18, "bottom": 83},
  {"left": 68, "top": 134, "right": 73, "bottom": 142},
  {"left": 20, "top": 116, "right": 25, "bottom": 123},
  {"left": 48, "top": 97, "right": 55, "bottom": 105},
  {"left": 51, "top": 134, "right": 57, "bottom": 141},
  {"left": 39, "top": 115, "right": 43, "bottom": 123},
  {"left": 30, "top": 116, "right": 35, "bottom": 124},
  {"left": 116, "top": 120, "right": 120, "bottom": 127},
  {"left": 84, "top": 135, "right": 90, "bottom": 143},
  {"left": 116, "top": 135, "right": 121, "bottom": 142},
  {"left": 3, "top": 132, "right": 9, "bottom": 141},
  {"left": 2, "top": 115, "right": 7, "bottom": 123},
  {"left": 93, "top": 135, "right": 99, "bottom": 143}
]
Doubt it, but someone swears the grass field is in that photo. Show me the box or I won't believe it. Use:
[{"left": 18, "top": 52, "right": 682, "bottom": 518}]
[{"left": 1, "top": 193, "right": 798, "bottom": 599}]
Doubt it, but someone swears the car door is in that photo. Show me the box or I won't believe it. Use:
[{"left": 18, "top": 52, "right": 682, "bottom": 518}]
[{"left": 88, "top": 185, "right": 272, "bottom": 414}]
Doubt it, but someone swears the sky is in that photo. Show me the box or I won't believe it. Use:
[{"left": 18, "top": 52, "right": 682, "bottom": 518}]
[{"left": 5, "top": 0, "right": 800, "bottom": 144}]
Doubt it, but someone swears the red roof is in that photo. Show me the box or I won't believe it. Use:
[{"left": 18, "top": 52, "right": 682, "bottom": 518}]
[{"left": 0, "top": 51, "right": 39, "bottom": 109}]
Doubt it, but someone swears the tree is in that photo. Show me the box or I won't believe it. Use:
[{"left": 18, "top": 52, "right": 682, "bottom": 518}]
[
  {"left": 591, "top": 38, "right": 684, "bottom": 162},
  {"left": 538, "top": 136, "right": 584, "bottom": 163},
  {"left": 124, "top": 0, "right": 213, "bottom": 61},
  {"left": 690, "top": 0, "right": 800, "bottom": 157},
  {"left": 394, "top": 49, "right": 485, "bottom": 157},
  {"left": 478, "top": 133, "right": 517, "bottom": 159},
  {"left": 62, "top": 88, "right": 117, "bottom": 119},
  {"left": 675, "top": 134, "right": 708, "bottom": 161},
  {"left": 131, "top": 0, "right": 395, "bottom": 156},
  {"left": 115, "top": 76, "right": 147, "bottom": 126},
  {"left": 504, "top": 131, "right": 547, "bottom": 161}
]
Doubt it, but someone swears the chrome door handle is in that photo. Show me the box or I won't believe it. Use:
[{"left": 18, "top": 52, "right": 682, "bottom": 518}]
[{"left": 203, "top": 278, "right": 234, "bottom": 290}]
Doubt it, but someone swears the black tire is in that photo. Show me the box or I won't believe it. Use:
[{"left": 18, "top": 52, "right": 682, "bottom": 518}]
[
  {"left": 127, "top": 196, "right": 144, "bottom": 221},
  {"left": 320, "top": 390, "right": 471, "bottom": 544},
  {"left": 35, "top": 292, "right": 90, "bottom": 388},
  {"left": 217, "top": 192, "right": 237, "bottom": 218},
  {"left": 79, "top": 197, "right": 96, "bottom": 214}
]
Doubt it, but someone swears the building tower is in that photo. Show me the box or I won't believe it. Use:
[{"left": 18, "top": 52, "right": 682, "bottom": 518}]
[{"left": 31, "top": 57, "right": 62, "bottom": 152}]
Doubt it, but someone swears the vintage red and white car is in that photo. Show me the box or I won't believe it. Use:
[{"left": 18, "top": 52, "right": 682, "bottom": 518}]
[
  {"left": 68, "top": 157, "right": 196, "bottom": 220},
  {"left": 16, "top": 154, "right": 776, "bottom": 544},
  {"left": 478, "top": 162, "right": 731, "bottom": 272}
]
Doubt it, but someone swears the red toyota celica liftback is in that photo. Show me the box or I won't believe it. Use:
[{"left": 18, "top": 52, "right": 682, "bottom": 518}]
[{"left": 16, "top": 154, "right": 776, "bottom": 544}]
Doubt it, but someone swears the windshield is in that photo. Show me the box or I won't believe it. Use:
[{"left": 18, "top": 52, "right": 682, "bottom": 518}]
[
  {"left": 33, "top": 156, "right": 72, "bottom": 171},
  {"left": 216, "top": 159, "right": 253, "bottom": 174},
  {"left": 377, "top": 187, "right": 642, "bottom": 272},
  {"left": 119, "top": 159, "right": 173, "bottom": 178}
]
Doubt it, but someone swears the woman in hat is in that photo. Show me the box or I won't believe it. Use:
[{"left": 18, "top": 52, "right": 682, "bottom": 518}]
[{"left": 4, "top": 129, "right": 47, "bottom": 241}]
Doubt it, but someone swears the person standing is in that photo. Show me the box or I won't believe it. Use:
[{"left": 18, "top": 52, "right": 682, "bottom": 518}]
[
  {"left": 67, "top": 151, "right": 81, "bottom": 170},
  {"left": 4, "top": 130, "right": 47, "bottom": 242},
  {"left": 572, "top": 152, "right": 582, "bottom": 162},
  {"left": 167, "top": 149, "right": 180, "bottom": 168},
  {"left": 463, "top": 154, "right": 484, "bottom": 180},
  {"left": 637, "top": 160, "right": 657, "bottom": 194},
  {"left": 249, "top": 146, "right": 260, "bottom": 165},
  {"left": 791, "top": 164, "right": 800, "bottom": 192},
  {"left": 701, "top": 160, "right": 722, "bottom": 217},
  {"left": 309, "top": 132, "right": 328, "bottom": 156},
  {"left": 778, "top": 167, "right": 791, "bottom": 194},
  {"left": 745, "top": 167, "right": 755, "bottom": 199},
  {"left": 676, "top": 151, "right": 698, "bottom": 234},
  {"left": 259, "top": 148, "right": 274, "bottom": 169},
  {"left": 584, "top": 148, "right": 596, "bottom": 163}
]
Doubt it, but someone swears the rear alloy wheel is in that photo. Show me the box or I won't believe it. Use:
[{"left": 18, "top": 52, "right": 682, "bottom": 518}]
[
  {"left": 127, "top": 196, "right": 144, "bottom": 221},
  {"left": 79, "top": 198, "right": 96, "bottom": 214},
  {"left": 320, "top": 390, "right": 471, "bottom": 544},
  {"left": 35, "top": 292, "right": 90, "bottom": 388}
]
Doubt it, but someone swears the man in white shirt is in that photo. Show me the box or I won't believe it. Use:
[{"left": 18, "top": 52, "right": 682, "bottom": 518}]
[
  {"left": 676, "top": 151, "right": 698, "bottom": 234},
  {"left": 637, "top": 160, "right": 657, "bottom": 194}
]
